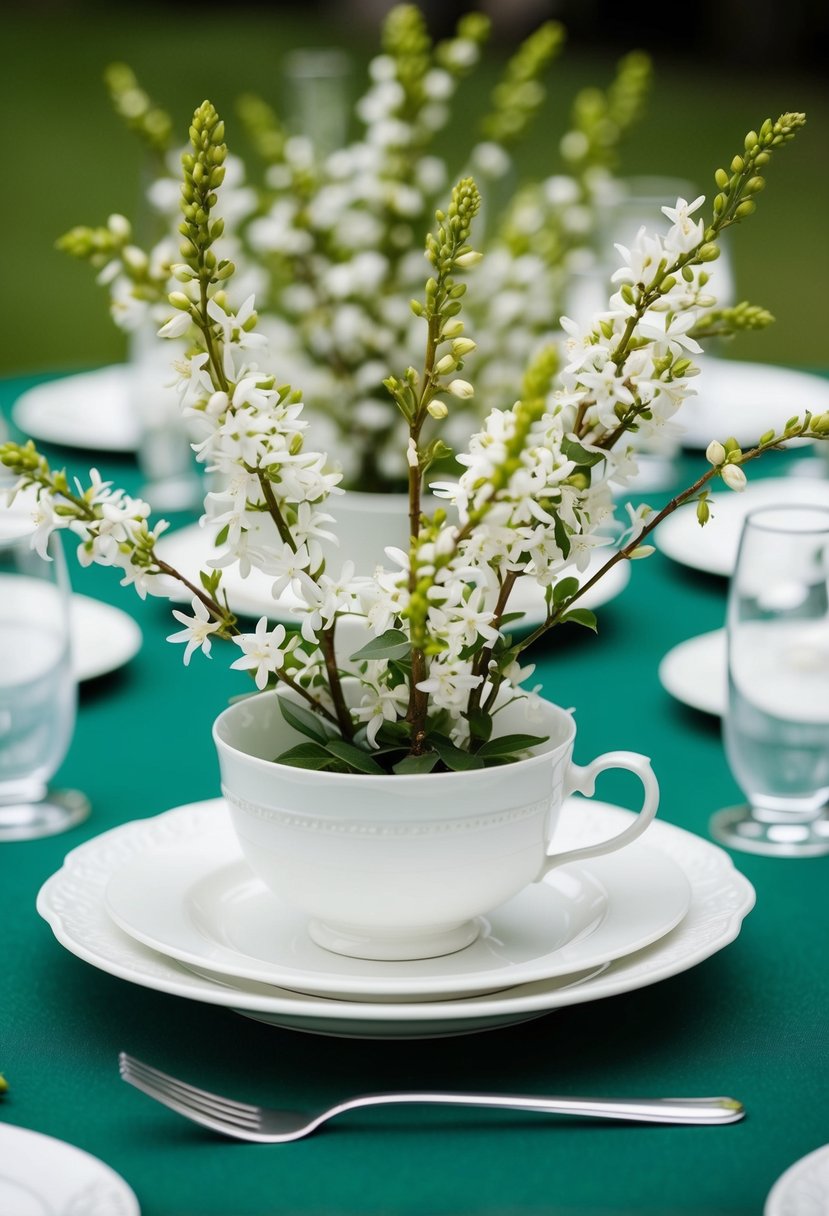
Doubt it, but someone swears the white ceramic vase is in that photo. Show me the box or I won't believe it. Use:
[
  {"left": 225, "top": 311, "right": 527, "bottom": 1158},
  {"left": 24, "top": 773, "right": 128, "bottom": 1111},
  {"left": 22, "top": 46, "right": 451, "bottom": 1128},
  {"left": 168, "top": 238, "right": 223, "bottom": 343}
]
[{"left": 213, "top": 690, "right": 660, "bottom": 962}]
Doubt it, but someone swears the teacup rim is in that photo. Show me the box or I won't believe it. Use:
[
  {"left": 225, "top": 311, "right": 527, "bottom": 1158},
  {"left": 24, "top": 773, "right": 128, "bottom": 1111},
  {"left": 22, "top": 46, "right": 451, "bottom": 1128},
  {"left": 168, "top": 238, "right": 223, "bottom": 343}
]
[{"left": 212, "top": 687, "right": 575, "bottom": 784}]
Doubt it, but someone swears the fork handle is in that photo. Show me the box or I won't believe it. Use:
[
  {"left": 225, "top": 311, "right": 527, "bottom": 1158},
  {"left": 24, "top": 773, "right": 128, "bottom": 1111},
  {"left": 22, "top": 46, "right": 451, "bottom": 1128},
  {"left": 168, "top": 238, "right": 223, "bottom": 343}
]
[{"left": 338, "top": 1093, "right": 744, "bottom": 1126}]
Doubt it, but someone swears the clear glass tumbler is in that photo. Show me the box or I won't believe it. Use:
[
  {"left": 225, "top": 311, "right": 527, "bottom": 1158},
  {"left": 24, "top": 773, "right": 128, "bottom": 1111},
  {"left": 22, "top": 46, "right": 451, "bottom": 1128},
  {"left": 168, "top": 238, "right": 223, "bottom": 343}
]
[
  {"left": 0, "top": 510, "right": 89, "bottom": 840},
  {"left": 711, "top": 504, "right": 829, "bottom": 856}
]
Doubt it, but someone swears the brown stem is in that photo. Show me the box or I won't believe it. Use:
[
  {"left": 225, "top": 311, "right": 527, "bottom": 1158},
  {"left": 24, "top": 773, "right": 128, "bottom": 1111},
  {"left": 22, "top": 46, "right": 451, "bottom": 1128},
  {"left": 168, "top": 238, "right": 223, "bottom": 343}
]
[
  {"left": 513, "top": 435, "right": 800, "bottom": 658},
  {"left": 257, "top": 474, "right": 297, "bottom": 551},
  {"left": 154, "top": 556, "right": 232, "bottom": 626},
  {"left": 319, "top": 623, "right": 354, "bottom": 740},
  {"left": 466, "top": 570, "right": 519, "bottom": 721},
  {"left": 273, "top": 667, "right": 340, "bottom": 725}
]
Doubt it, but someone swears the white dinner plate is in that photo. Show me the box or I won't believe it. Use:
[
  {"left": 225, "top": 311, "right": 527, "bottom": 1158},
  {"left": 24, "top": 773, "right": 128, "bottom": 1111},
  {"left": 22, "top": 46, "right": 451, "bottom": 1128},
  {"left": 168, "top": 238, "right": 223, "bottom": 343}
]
[
  {"left": 37, "top": 797, "right": 755, "bottom": 1039},
  {"left": 765, "top": 1143, "right": 829, "bottom": 1215},
  {"left": 0, "top": 1122, "right": 139, "bottom": 1216},
  {"left": 103, "top": 823, "right": 690, "bottom": 1001},
  {"left": 155, "top": 523, "right": 631, "bottom": 630},
  {"left": 71, "top": 594, "right": 142, "bottom": 683},
  {"left": 679, "top": 357, "right": 828, "bottom": 450},
  {"left": 11, "top": 365, "right": 142, "bottom": 453},
  {"left": 655, "top": 479, "right": 829, "bottom": 576},
  {"left": 658, "top": 629, "right": 726, "bottom": 717}
]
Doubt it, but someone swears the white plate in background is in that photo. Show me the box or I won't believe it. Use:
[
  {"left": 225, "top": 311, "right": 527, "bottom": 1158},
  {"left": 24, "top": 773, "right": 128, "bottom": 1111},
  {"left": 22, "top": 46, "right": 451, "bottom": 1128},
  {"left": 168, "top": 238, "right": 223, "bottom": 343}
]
[
  {"left": 765, "top": 1143, "right": 829, "bottom": 1215},
  {"left": 11, "top": 366, "right": 142, "bottom": 453},
  {"left": 0, "top": 1122, "right": 139, "bottom": 1216},
  {"left": 655, "top": 479, "right": 829, "bottom": 576},
  {"left": 679, "top": 358, "right": 829, "bottom": 450},
  {"left": 156, "top": 522, "right": 630, "bottom": 629},
  {"left": 658, "top": 629, "right": 726, "bottom": 717},
  {"left": 71, "top": 595, "right": 142, "bottom": 683}
]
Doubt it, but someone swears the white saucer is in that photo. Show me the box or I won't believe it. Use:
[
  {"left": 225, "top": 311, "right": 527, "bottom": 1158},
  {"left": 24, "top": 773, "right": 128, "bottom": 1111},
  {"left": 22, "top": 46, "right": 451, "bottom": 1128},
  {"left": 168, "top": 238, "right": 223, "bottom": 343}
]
[
  {"left": 765, "top": 1143, "right": 829, "bottom": 1215},
  {"left": 658, "top": 629, "right": 726, "bottom": 717},
  {"left": 0, "top": 1123, "right": 140, "bottom": 1216},
  {"left": 655, "top": 479, "right": 829, "bottom": 576},
  {"left": 71, "top": 594, "right": 142, "bottom": 683},
  {"left": 155, "top": 523, "right": 631, "bottom": 629},
  {"left": 103, "top": 822, "right": 690, "bottom": 1001},
  {"left": 11, "top": 365, "right": 142, "bottom": 453},
  {"left": 37, "top": 797, "right": 755, "bottom": 1039},
  {"left": 679, "top": 357, "right": 828, "bottom": 449}
]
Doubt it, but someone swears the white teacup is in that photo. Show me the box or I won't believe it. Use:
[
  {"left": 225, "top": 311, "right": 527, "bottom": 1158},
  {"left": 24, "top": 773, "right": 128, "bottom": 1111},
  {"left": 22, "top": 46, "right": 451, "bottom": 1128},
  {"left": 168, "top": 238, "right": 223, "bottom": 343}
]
[{"left": 213, "top": 690, "right": 659, "bottom": 961}]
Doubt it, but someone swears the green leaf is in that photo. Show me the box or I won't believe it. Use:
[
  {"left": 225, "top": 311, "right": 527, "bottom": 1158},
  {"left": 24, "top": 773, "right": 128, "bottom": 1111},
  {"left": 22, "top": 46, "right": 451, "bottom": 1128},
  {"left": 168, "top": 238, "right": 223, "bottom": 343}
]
[
  {"left": 554, "top": 515, "right": 571, "bottom": 559},
  {"left": 562, "top": 608, "right": 598, "bottom": 632},
  {"left": 477, "top": 732, "right": 548, "bottom": 758},
  {"left": 561, "top": 437, "right": 605, "bottom": 468},
  {"left": 276, "top": 742, "right": 343, "bottom": 771},
  {"left": 350, "top": 629, "right": 411, "bottom": 662},
  {"left": 325, "top": 739, "right": 385, "bottom": 775},
  {"left": 552, "top": 576, "right": 580, "bottom": 606},
  {"left": 468, "top": 708, "right": 493, "bottom": 742},
  {"left": 393, "top": 752, "right": 440, "bottom": 775},
  {"left": 432, "top": 739, "right": 485, "bottom": 771},
  {"left": 278, "top": 697, "right": 338, "bottom": 744}
]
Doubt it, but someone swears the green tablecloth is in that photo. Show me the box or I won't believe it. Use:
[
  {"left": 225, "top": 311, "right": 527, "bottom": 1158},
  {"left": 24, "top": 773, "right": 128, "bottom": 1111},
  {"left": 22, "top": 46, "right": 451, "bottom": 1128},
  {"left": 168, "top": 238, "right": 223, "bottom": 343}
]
[{"left": 2, "top": 370, "right": 827, "bottom": 1216}]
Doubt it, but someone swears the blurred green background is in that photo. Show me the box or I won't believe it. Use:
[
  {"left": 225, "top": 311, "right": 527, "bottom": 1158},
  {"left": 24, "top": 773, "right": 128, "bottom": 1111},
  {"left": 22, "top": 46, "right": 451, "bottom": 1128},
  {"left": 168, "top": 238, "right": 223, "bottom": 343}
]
[{"left": 2, "top": 0, "right": 826, "bottom": 377}]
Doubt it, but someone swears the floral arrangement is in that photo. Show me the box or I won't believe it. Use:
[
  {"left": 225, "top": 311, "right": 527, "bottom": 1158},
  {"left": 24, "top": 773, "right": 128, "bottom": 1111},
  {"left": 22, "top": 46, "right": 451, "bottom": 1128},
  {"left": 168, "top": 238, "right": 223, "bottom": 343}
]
[
  {"left": 4, "top": 100, "right": 826, "bottom": 777},
  {"left": 55, "top": 5, "right": 654, "bottom": 492}
]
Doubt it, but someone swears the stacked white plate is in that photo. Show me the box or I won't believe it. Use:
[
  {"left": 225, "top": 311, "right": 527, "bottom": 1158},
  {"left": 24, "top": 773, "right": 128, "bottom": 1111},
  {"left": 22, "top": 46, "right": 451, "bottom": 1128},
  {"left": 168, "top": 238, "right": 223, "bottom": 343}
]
[{"left": 38, "top": 797, "right": 754, "bottom": 1039}]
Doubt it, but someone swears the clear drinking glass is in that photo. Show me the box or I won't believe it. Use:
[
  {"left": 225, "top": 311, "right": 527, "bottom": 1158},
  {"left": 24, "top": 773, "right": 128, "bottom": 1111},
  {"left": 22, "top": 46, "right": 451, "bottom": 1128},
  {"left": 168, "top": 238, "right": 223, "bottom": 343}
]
[
  {"left": 711, "top": 505, "right": 829, "bottom": 856},
  {"left": 0, "top": 512, "right": 89, "bottom": 840}
]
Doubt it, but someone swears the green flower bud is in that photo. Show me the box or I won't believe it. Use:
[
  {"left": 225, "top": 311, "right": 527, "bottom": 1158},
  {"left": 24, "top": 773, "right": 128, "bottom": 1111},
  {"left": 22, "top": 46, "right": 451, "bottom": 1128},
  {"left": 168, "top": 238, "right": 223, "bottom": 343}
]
[
  {"left": 696, "top": 499, "right": 711, "bottom": 526},
  {"left": 427, "top": 399, "right": 449, "bottom": 419},
  {"left": 168, "top": 291, "right": 192, "bottom": 311},
  {"left": 714, "top": 168, "right": 729, "bottom": 188}
]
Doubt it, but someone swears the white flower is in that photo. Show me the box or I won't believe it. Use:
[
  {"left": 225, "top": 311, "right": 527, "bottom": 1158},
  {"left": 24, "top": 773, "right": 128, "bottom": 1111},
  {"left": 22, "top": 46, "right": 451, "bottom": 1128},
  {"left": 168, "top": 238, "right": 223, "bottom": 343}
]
[
  {"left": 721, "top": 464, "right": 747, "bottom": 492},
  {"left": 230, "top": 617, "right": 290, "bottom": 690},
  {"left": 355, "top": 680, "right": 409, "bottom": 747},
  {"left": 166, "top": 597, "right": 222, "bottom": 665},
  {"left": 661, "top": 195, "right": 706, "bottom": 254}
]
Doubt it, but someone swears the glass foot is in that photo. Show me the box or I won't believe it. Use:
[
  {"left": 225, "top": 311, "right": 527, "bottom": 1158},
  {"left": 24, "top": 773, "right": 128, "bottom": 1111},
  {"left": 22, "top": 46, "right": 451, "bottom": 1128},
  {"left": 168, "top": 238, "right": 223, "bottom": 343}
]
[
  {"left": 0, "top": 789, "right": 91, "bottom": 841},
  {"left": 710, "top": 804, "right": 829, "bottom": 857}
]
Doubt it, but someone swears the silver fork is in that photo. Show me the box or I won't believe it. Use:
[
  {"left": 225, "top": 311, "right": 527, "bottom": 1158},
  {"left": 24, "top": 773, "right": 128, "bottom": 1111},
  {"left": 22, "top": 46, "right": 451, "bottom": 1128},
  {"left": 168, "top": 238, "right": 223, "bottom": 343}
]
[{"left": 118, "top": 1053, "right": 745, "bottom": 1142}]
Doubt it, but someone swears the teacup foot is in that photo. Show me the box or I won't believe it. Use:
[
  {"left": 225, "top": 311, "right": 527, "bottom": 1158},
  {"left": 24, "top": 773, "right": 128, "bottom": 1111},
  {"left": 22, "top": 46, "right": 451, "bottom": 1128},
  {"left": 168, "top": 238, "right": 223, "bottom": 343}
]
[{"left": 308, "top": 917, "right": 481, "bottom": 961}]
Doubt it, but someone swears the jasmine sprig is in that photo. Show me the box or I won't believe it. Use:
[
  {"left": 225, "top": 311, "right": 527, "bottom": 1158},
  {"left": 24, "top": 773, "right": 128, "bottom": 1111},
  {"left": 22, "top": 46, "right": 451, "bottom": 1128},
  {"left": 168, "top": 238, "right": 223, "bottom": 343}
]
[
  {"left": 481, "top": 20, "right": 565, "bottom": 145},
  {"left": 386, "top": 178, "right": 481, "bottom": 752},
  {"left": 590, "top": 113, "right": 806, "bottom": 449},
  {"left": 103, "top": 62, "right": 173, "bottom": 158},
  {"left": 690, "top": 301, "right": 775, "bottom": 341},
  {"left": 510, "top": 409, "right": 829, "bottom": 662},
  {"left": 563, "top": 50, "right": 652, "bottom": 174}
]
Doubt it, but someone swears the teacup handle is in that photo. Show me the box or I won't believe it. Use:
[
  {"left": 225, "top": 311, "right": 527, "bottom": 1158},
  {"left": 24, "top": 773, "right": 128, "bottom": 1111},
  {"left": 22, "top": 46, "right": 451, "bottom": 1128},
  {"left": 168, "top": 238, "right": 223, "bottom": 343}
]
[{"left": 539, "top": 750, "right": 659, "bottom": 877}]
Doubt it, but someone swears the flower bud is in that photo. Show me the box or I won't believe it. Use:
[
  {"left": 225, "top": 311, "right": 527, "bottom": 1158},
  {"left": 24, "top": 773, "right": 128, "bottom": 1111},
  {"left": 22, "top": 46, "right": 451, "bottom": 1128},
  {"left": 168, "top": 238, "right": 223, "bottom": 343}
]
[
  {"left": 442, "top": 319, "right": 464, "bottom": 338},
  {"left": 455, "top": 249, "right": 483, "bottom": 268},
  {"left": 434, "top": 354, "right": 457, "bottom": 375},
  {"left": 426, "top": 400, "right": 448, "bottom": 419},
  {"left": 168, "top": 291, "right": 193, "bottom": 311},
  {"left": 452, "top": 337, "right": 477, "bottom": 358},
  {"left": 696, "top": 499, "right": 710, "bottom": 526},
  {"left": 706, "top": 440, "right": 726, "bottom": 465},
  {"left": 721, "top": 464, "right": 747, "bottom": 492},
  {"left": 444, "top": 379, "right": 474, "bottom": 402}
]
